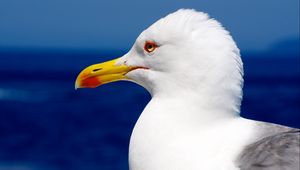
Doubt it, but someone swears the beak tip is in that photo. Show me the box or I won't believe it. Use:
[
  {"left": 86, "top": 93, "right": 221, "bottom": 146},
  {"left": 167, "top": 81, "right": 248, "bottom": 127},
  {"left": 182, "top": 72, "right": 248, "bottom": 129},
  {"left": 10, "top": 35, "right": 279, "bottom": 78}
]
[{"left": 75, "top": 81, "right": 80, "bottom": 90}]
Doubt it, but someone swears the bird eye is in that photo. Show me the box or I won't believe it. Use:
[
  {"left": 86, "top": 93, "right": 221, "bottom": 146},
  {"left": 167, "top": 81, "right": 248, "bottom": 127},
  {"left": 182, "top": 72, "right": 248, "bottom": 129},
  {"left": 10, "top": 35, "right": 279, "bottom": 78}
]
[{"left": 144, "top": 41, "right": 157, "bottom": 53}]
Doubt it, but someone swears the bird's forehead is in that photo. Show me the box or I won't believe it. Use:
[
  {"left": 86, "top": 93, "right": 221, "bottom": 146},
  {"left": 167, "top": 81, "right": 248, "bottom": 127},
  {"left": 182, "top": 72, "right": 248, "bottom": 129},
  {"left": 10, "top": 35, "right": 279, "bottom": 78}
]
[
  {"left": 138, "top": 24, "right": 186, "bottom": 46},
  {"left": 138, "top": 9, "right": 211, "bottom": 44}
]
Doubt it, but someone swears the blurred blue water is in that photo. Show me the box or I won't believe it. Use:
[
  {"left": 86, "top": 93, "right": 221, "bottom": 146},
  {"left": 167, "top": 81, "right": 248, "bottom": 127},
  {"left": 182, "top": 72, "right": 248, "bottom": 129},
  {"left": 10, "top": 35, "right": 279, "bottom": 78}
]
[{"left": 0, "top": 48, "right": 299, "bottom": 170}]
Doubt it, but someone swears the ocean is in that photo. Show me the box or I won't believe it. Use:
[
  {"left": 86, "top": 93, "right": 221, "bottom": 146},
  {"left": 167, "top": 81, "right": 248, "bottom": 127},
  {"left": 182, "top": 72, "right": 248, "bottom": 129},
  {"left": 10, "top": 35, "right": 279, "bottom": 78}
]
[{"left": 0, "top": 49, "right": 299, "bottom": 170}]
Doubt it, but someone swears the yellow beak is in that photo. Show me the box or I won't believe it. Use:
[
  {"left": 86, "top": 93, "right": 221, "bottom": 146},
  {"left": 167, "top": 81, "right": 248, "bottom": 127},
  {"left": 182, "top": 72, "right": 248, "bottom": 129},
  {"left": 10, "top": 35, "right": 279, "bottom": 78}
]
[{"left": 75, "top": 57, "right": 136, "bottom": 89}]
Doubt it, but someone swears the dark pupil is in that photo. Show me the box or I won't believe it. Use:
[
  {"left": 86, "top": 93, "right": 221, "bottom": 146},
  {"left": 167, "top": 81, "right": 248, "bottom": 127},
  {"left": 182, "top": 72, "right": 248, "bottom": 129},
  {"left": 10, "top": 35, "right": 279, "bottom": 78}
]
[{"left": 148, "top": 44, "right": 153, "bottom": 49}]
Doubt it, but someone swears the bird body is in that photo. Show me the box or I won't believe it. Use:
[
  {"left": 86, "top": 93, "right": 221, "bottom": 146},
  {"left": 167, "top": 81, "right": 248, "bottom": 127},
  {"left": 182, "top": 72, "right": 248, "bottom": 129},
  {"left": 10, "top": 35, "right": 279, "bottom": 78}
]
[
  {"left": 129, "top": 96, "right": 256, "bottom": 170},
  {"left": 128, "top": 91, "right": 299, "bottom": 170},
  {"left": 76, "top": 9, "right": 300, "bottom": 170}
]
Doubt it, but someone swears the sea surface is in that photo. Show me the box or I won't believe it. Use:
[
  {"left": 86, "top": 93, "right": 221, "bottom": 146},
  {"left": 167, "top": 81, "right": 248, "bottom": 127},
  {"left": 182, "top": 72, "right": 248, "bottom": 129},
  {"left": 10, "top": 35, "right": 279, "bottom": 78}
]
[{"left": 0, "top": 49, "right": 299, "bottom": 170}]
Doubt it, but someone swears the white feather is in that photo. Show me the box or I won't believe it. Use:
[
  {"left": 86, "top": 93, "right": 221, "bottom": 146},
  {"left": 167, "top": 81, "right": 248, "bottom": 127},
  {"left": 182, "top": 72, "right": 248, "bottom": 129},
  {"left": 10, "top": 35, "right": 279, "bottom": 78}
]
[{"left": 117, "top": 9, "right": 258, "bottom": 170}]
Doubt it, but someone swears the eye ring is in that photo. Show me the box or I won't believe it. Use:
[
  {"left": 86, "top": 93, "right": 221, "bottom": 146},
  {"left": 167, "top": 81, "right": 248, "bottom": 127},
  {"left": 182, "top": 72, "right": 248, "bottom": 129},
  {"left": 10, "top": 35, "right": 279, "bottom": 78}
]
[{"left": 144, "top": 41, "right": 157, "bottom": 53}]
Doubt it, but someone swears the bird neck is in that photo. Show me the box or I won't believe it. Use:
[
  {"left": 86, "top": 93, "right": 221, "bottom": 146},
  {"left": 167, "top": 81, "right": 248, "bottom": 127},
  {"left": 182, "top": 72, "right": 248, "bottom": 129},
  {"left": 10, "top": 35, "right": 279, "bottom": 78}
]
[
  {"left": 145, "top": 87, "right": 239, "bottom": 125},
  {"left": 147, "top": 80, "right": 242, "bottom": 125}
]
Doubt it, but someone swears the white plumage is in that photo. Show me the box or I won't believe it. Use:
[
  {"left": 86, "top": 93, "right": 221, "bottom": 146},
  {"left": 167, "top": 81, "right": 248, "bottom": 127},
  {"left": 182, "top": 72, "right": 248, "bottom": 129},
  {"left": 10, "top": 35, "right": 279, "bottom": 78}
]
[
  {"left": 119, "top": 9, "right": 299, "bottom": 170},
  {"left": 77, "top": 9, "right": 300, "bottom": 170}
]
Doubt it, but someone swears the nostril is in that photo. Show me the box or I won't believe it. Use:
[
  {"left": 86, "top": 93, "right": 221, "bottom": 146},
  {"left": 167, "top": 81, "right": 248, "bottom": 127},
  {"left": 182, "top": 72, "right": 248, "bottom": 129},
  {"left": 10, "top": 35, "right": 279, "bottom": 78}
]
[{"left": 92, "top": 68, "right": 102, "bottom": 72}]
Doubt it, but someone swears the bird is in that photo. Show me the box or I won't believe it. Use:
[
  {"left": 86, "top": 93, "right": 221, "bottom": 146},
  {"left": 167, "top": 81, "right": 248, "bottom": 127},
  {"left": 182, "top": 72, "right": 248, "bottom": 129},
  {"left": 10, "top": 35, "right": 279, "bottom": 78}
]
[{"left": 75, "top": 9, "right": 300, "bottom": 170}]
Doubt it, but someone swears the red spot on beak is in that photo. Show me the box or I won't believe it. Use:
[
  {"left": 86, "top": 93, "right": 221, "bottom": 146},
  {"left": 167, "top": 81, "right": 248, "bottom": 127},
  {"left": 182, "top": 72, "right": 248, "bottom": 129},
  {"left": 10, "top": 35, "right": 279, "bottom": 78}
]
[{"left": 80, "top": 77, "right": 102, "bottom": 88}]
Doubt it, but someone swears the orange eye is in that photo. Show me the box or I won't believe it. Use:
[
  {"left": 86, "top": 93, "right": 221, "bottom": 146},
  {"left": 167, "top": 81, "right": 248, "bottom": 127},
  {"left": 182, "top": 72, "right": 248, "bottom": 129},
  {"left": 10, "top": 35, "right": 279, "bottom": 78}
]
[{"left": 144, "top": 41, "right": 157, "bottom": 53}]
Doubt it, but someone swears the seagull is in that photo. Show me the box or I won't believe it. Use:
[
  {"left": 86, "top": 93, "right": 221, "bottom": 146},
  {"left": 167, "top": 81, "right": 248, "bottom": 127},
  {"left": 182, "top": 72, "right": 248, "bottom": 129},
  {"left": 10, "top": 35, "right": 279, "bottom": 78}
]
[{"left": 75, "top": 9, "right": 300, "bottom": 170}]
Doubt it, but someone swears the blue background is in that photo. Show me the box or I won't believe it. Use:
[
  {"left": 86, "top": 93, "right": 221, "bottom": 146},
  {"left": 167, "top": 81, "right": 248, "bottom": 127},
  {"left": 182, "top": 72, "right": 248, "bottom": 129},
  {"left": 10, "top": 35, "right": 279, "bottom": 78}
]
[{"left": 0, "top": 1, "right": 299, "bottom": 170}]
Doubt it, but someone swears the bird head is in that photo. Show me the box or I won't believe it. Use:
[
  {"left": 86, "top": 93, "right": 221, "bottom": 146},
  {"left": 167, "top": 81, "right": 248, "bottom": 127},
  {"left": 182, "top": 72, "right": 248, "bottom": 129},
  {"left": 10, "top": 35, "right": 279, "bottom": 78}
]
[{"left": 75, "top": 9, "right": 243, "bottom": 105}]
